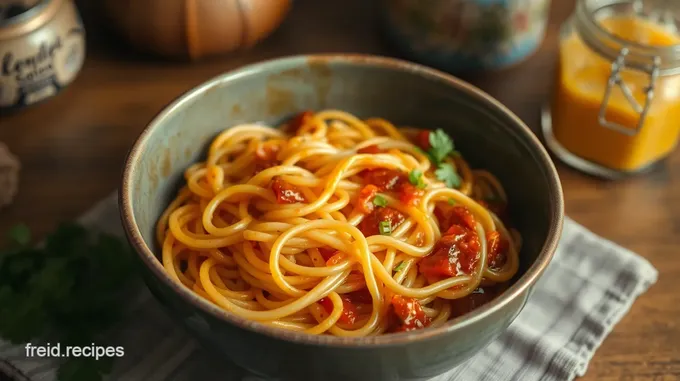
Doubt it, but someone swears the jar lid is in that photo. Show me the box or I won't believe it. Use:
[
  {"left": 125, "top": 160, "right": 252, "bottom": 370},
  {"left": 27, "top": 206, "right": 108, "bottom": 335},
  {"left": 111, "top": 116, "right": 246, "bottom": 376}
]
[
  {"left": 577, "top": 0, "right": 680, "bottom": 75},
  {"left": 0, "top": 0, "right": 49, "bottom": 28}
]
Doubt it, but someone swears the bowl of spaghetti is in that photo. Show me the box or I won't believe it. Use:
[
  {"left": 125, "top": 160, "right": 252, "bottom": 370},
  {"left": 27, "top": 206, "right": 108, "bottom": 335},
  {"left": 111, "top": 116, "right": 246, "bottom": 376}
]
[{"left": 120, "top": 54, "right": 563, "bottom": 381}]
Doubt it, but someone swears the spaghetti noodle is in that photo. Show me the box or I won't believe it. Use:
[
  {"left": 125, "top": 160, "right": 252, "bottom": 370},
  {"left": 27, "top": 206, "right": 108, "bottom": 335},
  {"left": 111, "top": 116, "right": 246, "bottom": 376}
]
[{"left": 156, "top": 110, "right": 521, "bottom": 336}]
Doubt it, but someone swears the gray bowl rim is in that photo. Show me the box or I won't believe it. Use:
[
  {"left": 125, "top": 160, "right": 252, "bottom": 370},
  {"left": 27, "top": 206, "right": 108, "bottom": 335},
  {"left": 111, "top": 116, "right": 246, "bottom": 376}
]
[{"left": 119, "top": 53, "right": 564, "bottom": 348}]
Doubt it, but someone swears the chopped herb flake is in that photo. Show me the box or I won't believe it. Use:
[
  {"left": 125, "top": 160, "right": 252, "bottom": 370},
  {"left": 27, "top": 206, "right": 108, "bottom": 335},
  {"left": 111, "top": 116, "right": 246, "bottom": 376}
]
[
  {"left": 373, "top": 194, "right": 388, "bottom": 207},
  {"left": 408, "top": 169, "right": 427, "bottom": 189},
  {"left": 379, "top": 221, "right": 392, "bottom": 235}
]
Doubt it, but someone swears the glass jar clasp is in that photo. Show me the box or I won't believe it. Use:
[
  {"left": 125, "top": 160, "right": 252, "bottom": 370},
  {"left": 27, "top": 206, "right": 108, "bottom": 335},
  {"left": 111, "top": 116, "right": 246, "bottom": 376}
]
[{"left": 598, "top": 47, "right": 661, "bottom": 136}]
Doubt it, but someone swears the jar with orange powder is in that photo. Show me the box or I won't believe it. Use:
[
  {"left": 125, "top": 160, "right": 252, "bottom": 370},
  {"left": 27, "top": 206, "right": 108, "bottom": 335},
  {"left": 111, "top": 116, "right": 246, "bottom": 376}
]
[{"left": 542, "top": 0, "right": 680, "bottom": 178}]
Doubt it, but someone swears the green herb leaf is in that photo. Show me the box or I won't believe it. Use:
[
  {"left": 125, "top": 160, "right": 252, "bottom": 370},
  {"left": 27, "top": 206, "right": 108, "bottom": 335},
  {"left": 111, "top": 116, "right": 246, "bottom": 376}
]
[
  {"left": 379, "top": 221, "right": 392, "bottom": 235},
  {"left": 408, "top": 169, "right": 427, "bottom": 189},
  {"left": 8, "top": 224, "right": 30, "bottom": 246},
  {"left": 448, "top": 198, "right": 457, "bottom": 205},
  {"left": 435, "top": 163, "right": 462, "bottom": 189},
  {"left": 0, "top": 222, "right": 136, "bottom": 381},
  {"left": 394, "top": 261, "right": 406, "bottom": 272},
  {"left": 373, "top": 194, "right": 388, "bottom": 207},
  {"left": 428, "top": 129, "right": 455, "bottom": 165}
]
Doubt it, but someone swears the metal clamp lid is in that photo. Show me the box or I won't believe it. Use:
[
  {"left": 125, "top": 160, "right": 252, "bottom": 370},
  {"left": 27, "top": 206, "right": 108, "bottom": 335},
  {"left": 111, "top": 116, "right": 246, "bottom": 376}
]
[{"left": 598, "top": 47, "right": 661, "bottom": 136}]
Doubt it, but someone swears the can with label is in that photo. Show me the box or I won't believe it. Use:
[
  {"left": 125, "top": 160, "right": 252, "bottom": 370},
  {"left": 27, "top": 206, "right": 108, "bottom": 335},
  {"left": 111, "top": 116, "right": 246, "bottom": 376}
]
[{"left": 0, "top": 0, "right": 86, "bottom": 111}]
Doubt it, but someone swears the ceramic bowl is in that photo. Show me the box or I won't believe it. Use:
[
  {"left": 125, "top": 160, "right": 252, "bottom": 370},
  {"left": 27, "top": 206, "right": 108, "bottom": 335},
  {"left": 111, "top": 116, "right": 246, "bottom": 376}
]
[
  {"left": 380, "top": 0, "right": 552, "bottom": 73},
  {"left": 120, "top": 54, "right": 564, "bottom": 381}
]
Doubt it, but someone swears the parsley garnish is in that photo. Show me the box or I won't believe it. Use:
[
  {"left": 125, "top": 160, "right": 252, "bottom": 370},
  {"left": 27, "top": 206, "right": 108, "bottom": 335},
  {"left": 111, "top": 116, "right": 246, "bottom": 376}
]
[
  {"left": 428, "top": 129, "right": 455, "bottom": 165},
  {"left": 394, "top": 261, "right": 406, "bottom": 272},
  {"left": 448, "top": 198, "right": 457, "bottom": 205},
  {"left": 0, "top": 223, "right": 136, "bottom": 381},
  {"left": 419, "top": 129, "right": 462, "bottom": 189},
  {"left": 408, "top": 169, "right": 427, "bottom": 189},
  {"left": 435, "top": 163, "right": 462, "bottom": 188},
  {"left": 373, "top": 194, "right": 388, "bottom": 207},
  {"left": 379, "top": 221, "right": 392, "bottom": 235}
]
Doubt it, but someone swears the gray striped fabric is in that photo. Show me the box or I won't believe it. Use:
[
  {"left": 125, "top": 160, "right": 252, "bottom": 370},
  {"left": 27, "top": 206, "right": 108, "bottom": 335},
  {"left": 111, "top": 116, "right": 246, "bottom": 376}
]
[{"left": 0, "top": 194, "right": 658, "bottom": 381}]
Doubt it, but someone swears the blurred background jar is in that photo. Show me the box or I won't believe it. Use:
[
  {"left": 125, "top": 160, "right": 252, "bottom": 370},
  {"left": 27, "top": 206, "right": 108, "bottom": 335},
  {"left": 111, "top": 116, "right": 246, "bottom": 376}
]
[
  {"left": 101, "top": 0, "right": 292, "bottom": 61},
  {"left": 380, "top": 0, "right": 552, "bottom": 73},
  {"left": 543, "top": 0, "right": 680, "bottom": 179},
  {"left": 0, "top": 0, "right": 86, "bottom": 111}
]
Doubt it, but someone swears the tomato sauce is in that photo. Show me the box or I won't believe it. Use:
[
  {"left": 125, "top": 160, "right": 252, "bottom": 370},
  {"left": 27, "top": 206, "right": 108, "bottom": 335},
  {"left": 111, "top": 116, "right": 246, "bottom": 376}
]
[
  {"left": 355, "top": 185, "right": 379, "bottom": 214},
  {"left": 358, "top": 145, "right": 385, "bottom": 154},
  {"left": 420, "top": 205, "right": 481, "bottom": 280},
  {"left": 359, "top": 206, "right": 405, "bottom": 236},
  {"left": 389, "top": 295, "right": 431, "bottom": 332},
  {"left": 360, "top": 168, "right": 423, "bottom": 207},
  {"left": 286, "top": 110, "right": 314, "bottom": 135},
  {"left": 271, "top": 177, "right": 306, "bottom": 204}
]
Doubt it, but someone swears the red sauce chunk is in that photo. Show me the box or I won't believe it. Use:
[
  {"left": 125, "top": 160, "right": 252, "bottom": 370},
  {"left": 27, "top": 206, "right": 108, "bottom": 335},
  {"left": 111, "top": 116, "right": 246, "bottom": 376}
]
[
  {"left": 358, "top": 145, "right": 385, "bottom": 154},
  {"left": 361, "top": 168, "right": 404, "bottom": 191},
  {"left": 399, "top": 183, "right": 424, "bottom": 206},
  {"left": 318, "top": 247, "right": 336, "bottom": 261},
  {"left": 287, "top": 110, "right": 314, "bottom": 134},
  {"left": 318, "top": 295, "right": 358, "bottom": 325},
  {"left": 417, "top": 130, "right": 431, "bottom": 150},
  {"left": 436, "top": 204, "right": 478, "bottom": 233},
  {"left": 271, "top": 177, "right": 306, "bottom": 204},
  {"left": 254, "top": 143, "right": 281, "bottom": 173},
  {"left": 359, "top": 206, "right": 405, "bottom": 236},
  {"left": 356, "top": 184, "right": 379, "bottom": 214},
  {"left": 486, "top": 231, "right": 509, "bottom": 270},
  {"left": 389, "top": 295, "right": 431, "bottom": 332},
  {"left": 360, "top": 168, "right": 424, "bottom": 206},
  {"left": 418, "top": 224, "right": 481, "bottom": 279}
]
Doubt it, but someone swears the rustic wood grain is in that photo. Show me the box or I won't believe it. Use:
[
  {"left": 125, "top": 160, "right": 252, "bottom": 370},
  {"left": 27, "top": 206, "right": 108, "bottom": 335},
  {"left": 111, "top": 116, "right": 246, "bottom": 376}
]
[{"left": 0, "top": 0, "right": 678, "bottom": 379}]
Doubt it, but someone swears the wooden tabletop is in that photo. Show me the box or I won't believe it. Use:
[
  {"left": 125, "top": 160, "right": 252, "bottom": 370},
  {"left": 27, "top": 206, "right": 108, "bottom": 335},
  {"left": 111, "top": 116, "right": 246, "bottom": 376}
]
[{"left": 1, "top": 0, "right": 678, "bottom": 379}]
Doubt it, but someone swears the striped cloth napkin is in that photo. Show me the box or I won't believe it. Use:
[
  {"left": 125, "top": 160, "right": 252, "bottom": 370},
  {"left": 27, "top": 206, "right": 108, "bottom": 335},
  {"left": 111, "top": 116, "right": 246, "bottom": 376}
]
[{"left": 0, "top": 193, "right": 658, "bottom": 381}]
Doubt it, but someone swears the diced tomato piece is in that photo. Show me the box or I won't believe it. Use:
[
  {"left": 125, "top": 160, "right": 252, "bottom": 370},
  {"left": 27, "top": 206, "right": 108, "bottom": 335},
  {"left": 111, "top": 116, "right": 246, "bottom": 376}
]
[
  {"left": 359, "top": 206, "right": 405, "bottom": 236},
  {"left": 326, "top": 251, "right": 347, "bottom": 266},
  {"left": 436, "top": 205, "right": 477, "bottom": 233},
  {"left": 254, "top": 142, "right": 280, "bottom": 173},
  {"left": 486, "top": 231, "right": 509, "bottom": 270},
  {"left": 347, "top": 289, "right": 373, "bottom": 305},
  {"left": 318, "top": 247, "right": 336, "bottom": 261},
  {"left": 356, "top": 184, "right": 379, "bottom": 214},
  {"left": 271, "top": 177, "right": 306, "bottom": 204},
  {"left": 399, "top": 182, "right": 424, "bottom": 206},
  {"left": 418, "top": 225, "right": 481, "bottom": 278},
  {"left": 389, "top": 295, "right": 431, "bottom": 332},
  {"left": 417, "top": 130, "right": 431, "bottom": 150},
  {"left": 360, "top": 168, "right": 405, "bottom": 191},
  {"left": 318, "top": 295, "right": 358, "bottom": 325},
  {"left": 286, "top": 110, "right": 314, "bottom": 134},
  {"left": 358, "top": 145, "right": 384, "bottom": 154}
]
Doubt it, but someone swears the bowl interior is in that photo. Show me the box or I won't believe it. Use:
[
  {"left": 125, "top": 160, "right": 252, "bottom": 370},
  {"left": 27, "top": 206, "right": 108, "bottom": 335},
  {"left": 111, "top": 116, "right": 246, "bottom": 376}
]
[{"left": 123, "top": 54, "right": 562, "bottom": 341}]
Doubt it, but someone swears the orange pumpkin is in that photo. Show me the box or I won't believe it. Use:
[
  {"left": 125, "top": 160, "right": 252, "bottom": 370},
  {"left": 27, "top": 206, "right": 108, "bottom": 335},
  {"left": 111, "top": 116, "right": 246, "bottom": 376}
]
[{"left": 101, "top": 0, "right": 292, "bottom": 60}]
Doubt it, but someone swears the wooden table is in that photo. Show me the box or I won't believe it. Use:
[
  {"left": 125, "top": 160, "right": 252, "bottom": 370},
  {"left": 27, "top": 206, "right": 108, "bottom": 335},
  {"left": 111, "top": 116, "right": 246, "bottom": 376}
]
[{"left": 1, "top": 0, "right": 678, "bottom": 379}]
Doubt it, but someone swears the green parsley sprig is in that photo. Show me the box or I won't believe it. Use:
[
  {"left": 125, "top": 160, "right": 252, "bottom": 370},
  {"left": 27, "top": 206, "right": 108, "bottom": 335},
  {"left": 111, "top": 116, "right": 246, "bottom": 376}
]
[
  {"left": 419, "top": 129, "right": 462, "bottom": 189},
  {"left": 0, "top": 223, "right": 137, "bottom": 381}
]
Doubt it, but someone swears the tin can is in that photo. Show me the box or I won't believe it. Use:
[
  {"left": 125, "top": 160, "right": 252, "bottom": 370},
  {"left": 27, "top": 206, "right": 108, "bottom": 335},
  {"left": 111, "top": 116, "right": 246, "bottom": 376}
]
[
  {"left": 380, "top": 0, "right": 551, "bottom": 73},
  {"left": 542, "top": 0, "right": 680, "bottom": 179},
  {"left": 0, "top": 0, "right": 85, "bottom": 111}
]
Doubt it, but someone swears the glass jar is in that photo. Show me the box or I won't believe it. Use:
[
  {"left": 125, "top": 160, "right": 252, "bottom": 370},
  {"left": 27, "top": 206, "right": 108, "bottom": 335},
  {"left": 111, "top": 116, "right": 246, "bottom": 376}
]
[
  {"left": 542, "top": 0, "right": 680, "bottom": 178},
  {"left": 0, "top": 0, "right": 86, "bottom": 111}
]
